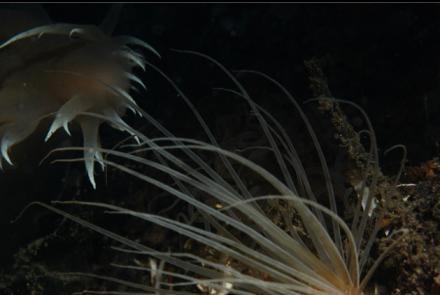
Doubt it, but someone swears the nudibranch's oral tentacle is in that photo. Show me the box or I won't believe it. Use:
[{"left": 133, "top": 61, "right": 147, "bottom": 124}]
[
  {"left": 79, "top": 117, "right": 105, "bottom": 189},
  {"left": 101, "top": 109, "right": 141, "bottom": 144},
  {"left": 109, "top": 84, "right": 139, "bottom": 108},
  {"left": 113, "top": 35, "right": 161, "bottom": 58},
  {"left": 124, "top": 72, "right": 147, "bottom": 91},
  {"left": 114, "top": 48, "right": 147, "bottom": 71},
  {"left": 73, "top": 107, "right": 142, "bottom": 188},
  {"left": 0, "top": 125, "right": 15, "bottom": 166},
  {"left": 45, "top": 95, "right": 94, "bottom": 142},
  {"left": 0, "top": 119, "right": 40, "bottom": 166}
]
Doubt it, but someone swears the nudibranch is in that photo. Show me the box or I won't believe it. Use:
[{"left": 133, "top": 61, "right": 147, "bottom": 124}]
[{"left": 0, "top": 5, "right": 159, "bottom": 188}]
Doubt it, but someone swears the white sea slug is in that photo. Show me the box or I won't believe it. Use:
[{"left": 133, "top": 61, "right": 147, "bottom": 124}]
[{"left": 0, "top": 5, "right": 159, "bottom": 188}]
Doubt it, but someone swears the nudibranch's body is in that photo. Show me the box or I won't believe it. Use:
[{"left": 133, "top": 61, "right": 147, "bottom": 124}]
[{"left": 0, "top": 5, "right": 159, "bottom": 188}]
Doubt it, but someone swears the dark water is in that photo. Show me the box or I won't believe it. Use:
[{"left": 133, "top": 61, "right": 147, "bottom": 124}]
[
  {"left": 1, "top": 3, "right": 440, "bottom": 294},
  {"left": 39, "top": 3, "right": 440, "bottom": 163}
]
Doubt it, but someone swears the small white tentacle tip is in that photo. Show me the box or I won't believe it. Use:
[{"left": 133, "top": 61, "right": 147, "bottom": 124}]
[
  {"left": 63, "top": 122, "right": 71, "bottom": 136},
  {"left": 1, "top": 141, "right": 13, "bottom": 166}
]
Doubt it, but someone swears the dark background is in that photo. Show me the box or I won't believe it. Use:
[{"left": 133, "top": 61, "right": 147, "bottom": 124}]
[
  {"left": 42, "top": 3, "right": 440, "bottom": 163},
  {"left": 2, "top": 3, "right": 440, "bottom": 293}
]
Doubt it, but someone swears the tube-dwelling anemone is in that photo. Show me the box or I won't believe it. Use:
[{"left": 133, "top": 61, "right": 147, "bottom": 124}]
[
  {"left": 31, "top": 52, "right": 406, "bottom": 295},
  {"left": 0, "top": 5, "right": 159, "bottom": 188}
]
